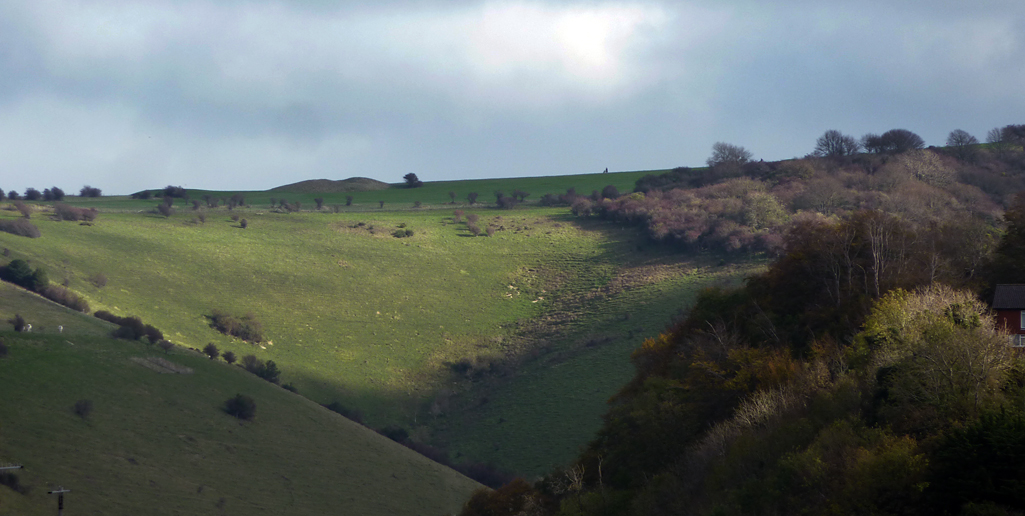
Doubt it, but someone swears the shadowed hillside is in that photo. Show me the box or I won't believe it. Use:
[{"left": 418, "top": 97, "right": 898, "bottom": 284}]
[{"left": 0, "top": 282, "right": 481, "bottom": 516}]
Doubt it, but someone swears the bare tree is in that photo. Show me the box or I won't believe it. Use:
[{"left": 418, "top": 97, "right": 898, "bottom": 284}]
[
  {"left": 813, "top": 130, "right": 861, "bottom": 158},
  {"left": 880, "top": 129, "right": 925, "bottom": 154},
  {"left": 896, "top": 150, "right": 954, "bottom": 186},
  {"left": 986, "top": 127, "right": 1004, "bottom": 144},
  {"left": 706, "top": 142, "right": 753, "bottom": 167},
  {"left": 946, "top": 129, "right": 979, "bottom": 162}
]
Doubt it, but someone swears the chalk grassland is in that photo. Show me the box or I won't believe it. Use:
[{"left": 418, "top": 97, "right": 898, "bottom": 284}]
[
  {"left": 435, "top": 257, "right": 757, "bottom": 476},
  {"left": 0, "top": 207, "right": 573, "bottom": 424},
  {"left": 60, "top": 169, "right": 667, "bottom": 211},
  {"left": 0, "top": 283, "right": 481, "bottom": 516},
  {"left": 1, "top": 169, "right": 752, "bottom": 476}
]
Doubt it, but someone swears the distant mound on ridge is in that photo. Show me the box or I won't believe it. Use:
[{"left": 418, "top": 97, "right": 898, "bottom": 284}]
[{"left": 271, "top": 177, "right": 390, "bottom": 193}]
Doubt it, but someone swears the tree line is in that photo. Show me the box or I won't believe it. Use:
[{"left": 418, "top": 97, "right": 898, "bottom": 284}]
[{"left": 456, "top": 126, "right": 1025, "bottom": 516}]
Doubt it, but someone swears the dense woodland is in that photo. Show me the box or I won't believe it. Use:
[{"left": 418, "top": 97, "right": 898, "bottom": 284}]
[{"left": 460, "top": 127, "right": 1025, "bottom": 516}]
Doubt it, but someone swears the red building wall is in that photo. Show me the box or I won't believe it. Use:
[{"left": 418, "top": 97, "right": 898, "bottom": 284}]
[{"left": 996, "top": 309, "right": 1025, "bottom": 334}]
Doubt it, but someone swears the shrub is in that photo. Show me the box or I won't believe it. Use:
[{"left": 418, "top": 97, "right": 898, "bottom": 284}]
[
  {"left": 571, "top": 198, "right": 593, "bottom": 217},
  {"left": 162, "top": 185, "right": 188, "bottom": 198},
  {"left": 224, "top": 394, "right": 256, "bottom": 420},
  {"left": 314, "top": 197, "right": 324, "bottom": 210},
  {"left": 13, "top": 201, "right": 31, "bottom": 218},
  {"left": 282, "top": 383, "right": 298, "bottom": 393},
  {"left": 0, "top": 259, "right": 46, "bottom": 290},
  {"left": 230, "top": 214, "right": 239, "bottom": 222},
  {"left": 259, "top": 360, "right": 280, "bottom": 383},
  {"left": 24, "top": 188, "right": 42, "bottom": 201},
  {"left": 403, "top": 173, "right": 423, "bottom": 188},
  {"left": 454, "top": 209, "right": 464, "bottom": 222},
  {"left": 346, "top": 195, "right": 353, "bottom": 206},
  {"left": 0, "top": 340, "right": 8, "bottom": 358},
  {"left": 40, "top": 285, "right": 90, "bottom": 312},
  {"left": 222, "top": 351, "right": 237, "bottom": 364},
  {"left": 112, "top": 325, "right": 138, "bottom": 340},
  {"left": 73, "top": 399, "right": 93, "bottom": 419},
  {"left": 413, "top": 200, "right": 422, "bottom": 208},
  {"left": 0, "top": 220, "right": 41, "bottom": 240},
  {"left": 601, "top": 184, "right": 620, "bottom": 199},
  {"left": 96, "top": 311, "right": 162, "bottom": 342},
  {"left": 537, "top": 192, "right": 561, "bottom": 205},
  {"left": 55, "top": 203, "right": 99, "bottom": 222},
  {"left": 143, "top": 325, "right": 162, "bottom": 343},
  {"left": 197, "top": 212, "right": 206, "bottom": 223},
  {"left": 468, "top": 224, "right": 481, "bottom": 236},
  {"left": 324, "top": 401, "right": 364, "bottom": 424},
  {"left": 486, "top": 226, "right": 495, "bottom": 237},
  {"left": 10, "top": 314, "right": 26, "bottom": 332},
  {"left": 241, "top": 354, "right": 261, "bottom": 371},
  {"left": 497, "top": 196, "right": 517, "bottom": 209},
  {"left": 79, "top": 185, "right": 102, "bottom": 197},
  {"left": 42, "top": 188, "right": 63, "bottom": 201},
  {"left": 157, "top": 340, "right": 174, "bottom": 353},
  {"left": 240, "top": 355, "right": 280, "bottom": 383},
  {"left": 209, "top": 310, "right": 263, "bottom": 342},
  {"left": 156, "top": 203, "right": 173, "bottom": 217},
  {"left": 89, "top": 272, "right": 107, "bottom": 288},
  {"left": 240, "top": 218, "right": 248, "bottom": 229},
  {"left": 203, "top": 343, "right": 220, "bottom": 359},
  {"left": 379, "top": 200, "right": 384, "bottom": 208},
  {"left": 467, "top": 192, "right": 479, "bottom": 204}
]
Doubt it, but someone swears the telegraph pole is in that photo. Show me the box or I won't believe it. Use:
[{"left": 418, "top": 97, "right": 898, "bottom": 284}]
[{"left": 48, "top": 486, "right": 71, "bottom": 516}]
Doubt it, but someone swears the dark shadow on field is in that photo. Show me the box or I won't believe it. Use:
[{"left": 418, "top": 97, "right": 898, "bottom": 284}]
[{"left": 424, "top": 209, "right": 764, "bottom": 476}]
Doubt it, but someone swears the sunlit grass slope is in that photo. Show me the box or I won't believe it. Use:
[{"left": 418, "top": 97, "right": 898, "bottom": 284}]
[
  {"left": 0, "top": 282, "right": 481, "bottom": 516},
  {"left": 2, "top": 170, "right": 755, "bottom": 476},
  {"left": 1, "top": 208, "right": 578, "bottom": 424}
]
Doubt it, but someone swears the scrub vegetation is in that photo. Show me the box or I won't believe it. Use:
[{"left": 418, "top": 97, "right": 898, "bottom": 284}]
[{"left": 3, "top": 124, "right": 1025, "bottom": 515}]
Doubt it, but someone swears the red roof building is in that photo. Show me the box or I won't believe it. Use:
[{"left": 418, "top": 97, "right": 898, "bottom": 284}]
[{"left": 992, "top": 284, "right": 1025, "bottom": 347}]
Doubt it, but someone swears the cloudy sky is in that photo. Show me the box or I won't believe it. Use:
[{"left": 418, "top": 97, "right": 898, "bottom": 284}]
[{"left": 1, "top": 1, "right": 1023, "bottom": 194}]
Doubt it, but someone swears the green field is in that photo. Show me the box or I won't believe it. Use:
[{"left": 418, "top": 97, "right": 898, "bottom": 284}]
[
  {"left": 1, "top": 169, "right": 759, "bottom": 477},
  {"left": 59, "top": 169, "right": 666, "bottom": 212},
  {"left": 0, "top": 282, "right": 481, "bottom": 516}
]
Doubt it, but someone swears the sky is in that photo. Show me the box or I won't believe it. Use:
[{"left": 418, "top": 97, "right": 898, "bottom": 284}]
[{"left": 1, "top": 1, "right": 1023, "bottom": 194}]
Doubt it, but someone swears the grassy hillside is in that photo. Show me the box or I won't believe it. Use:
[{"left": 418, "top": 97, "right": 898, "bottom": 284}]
[
  {"left": 0, "top": 173, "right": 742, "bottom": 476},
  {"left": 57, "top": 169, "right": 666, "bottom": 211},
  {"left": 0, "top": 282, "right": 481, "bottom": 516},
  {"left": 435, "top": 255, "right": 756, "bottom": 476}
]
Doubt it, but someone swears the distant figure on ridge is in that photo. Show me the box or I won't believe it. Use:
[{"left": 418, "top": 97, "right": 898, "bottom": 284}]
[{"left": 604, "top": 168, "right": 608, "bottom": 174}]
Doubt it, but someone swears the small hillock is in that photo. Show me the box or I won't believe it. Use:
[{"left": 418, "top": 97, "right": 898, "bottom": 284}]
[{"left": 270, "top": 177, "right": 390, "bottom": 193}]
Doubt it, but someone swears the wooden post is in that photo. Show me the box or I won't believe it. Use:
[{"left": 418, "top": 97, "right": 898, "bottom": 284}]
[{"left": 48, "top": 486, "right": 71, "bottom": 516}]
